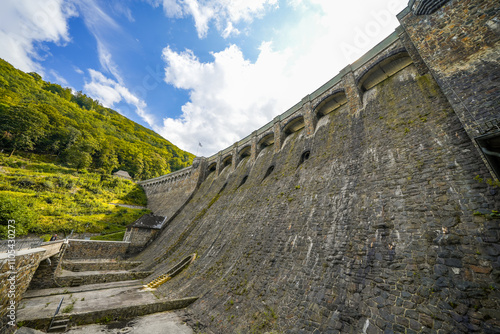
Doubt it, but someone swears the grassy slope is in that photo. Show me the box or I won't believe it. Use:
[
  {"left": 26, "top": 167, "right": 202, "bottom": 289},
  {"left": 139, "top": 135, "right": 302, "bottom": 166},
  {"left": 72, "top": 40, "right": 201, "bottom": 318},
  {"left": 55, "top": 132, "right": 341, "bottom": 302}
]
[{"left": 0, "top": 154, "right": 150, "bottom": 239}]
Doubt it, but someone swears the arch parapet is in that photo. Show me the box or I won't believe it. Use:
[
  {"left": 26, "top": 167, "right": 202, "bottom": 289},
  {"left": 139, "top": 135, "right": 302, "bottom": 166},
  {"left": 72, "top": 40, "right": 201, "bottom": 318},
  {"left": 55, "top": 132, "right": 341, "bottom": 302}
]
[
  {"left": 257, "top": 132, "right": 275, "bottom": 156},
  {"left": 207, "top": 161, "right": 217, "bottom": 175},
  {"left": 238, "top": 145, "right": 251, "bottom": 162},
  {"left": 187, "top": 32, "right": 418, "bottom": 180},
  {"left": 314, "top": 90, "right": 348, "bottom": 119},
  {"left": 221, "top": 154, "right": 232, "bottom": 170},
  {"left": 356, "top": 49, "right": 412, "bottom": 92},
  {"left": 282, "top": 116, "right": 305, "bottom": 139}
]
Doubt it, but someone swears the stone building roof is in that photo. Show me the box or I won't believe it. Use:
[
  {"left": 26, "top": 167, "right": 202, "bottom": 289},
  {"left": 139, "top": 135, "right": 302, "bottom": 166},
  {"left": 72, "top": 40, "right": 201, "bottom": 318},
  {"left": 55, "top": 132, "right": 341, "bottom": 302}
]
[
  {"left": 113, "top": 170, "right": 132, "bottom": 180},
  {"left": 128, "top": 214, "right": 167, "bottom": 230}
]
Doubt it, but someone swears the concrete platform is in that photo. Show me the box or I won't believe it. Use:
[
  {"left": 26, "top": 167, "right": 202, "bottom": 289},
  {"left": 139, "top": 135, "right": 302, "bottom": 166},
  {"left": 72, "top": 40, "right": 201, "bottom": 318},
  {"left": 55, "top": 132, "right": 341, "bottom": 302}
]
[
  {"left": 15, "top": 310, "right": 193, "bottom": 333},
  {"left": 17, "top": 284, "right": 198, "bottom": 330}
]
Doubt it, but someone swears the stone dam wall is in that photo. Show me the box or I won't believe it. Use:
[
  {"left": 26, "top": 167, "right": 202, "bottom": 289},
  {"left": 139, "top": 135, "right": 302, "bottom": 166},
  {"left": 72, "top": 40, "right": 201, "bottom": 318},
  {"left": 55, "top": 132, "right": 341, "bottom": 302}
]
[{"left": 132, "top": 1, "right": 500, "bottom": 333}]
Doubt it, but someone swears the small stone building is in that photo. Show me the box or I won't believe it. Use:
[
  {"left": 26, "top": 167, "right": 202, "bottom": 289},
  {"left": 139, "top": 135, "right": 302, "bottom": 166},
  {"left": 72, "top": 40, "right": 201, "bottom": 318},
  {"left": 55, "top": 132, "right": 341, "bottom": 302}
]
[
  {"left": 123, "top": 214, "right": 167, "bottom": 252},
  {"left": 113, "top": 170, "right": 132, "bottom": 180}
]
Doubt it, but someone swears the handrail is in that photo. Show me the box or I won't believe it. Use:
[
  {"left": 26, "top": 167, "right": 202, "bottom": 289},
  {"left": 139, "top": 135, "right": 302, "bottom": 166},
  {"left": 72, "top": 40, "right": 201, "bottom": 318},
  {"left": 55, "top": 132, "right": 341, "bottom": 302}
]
[{"left": 48, "top": 297, "right": 64, "bottom": 331}]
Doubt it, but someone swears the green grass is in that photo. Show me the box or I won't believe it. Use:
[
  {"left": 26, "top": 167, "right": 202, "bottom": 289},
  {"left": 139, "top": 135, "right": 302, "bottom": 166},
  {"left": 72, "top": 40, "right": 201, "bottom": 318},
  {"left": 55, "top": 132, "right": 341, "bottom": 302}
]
[{"left": 0, "top": 153, "right": 150, "bottom": 238}]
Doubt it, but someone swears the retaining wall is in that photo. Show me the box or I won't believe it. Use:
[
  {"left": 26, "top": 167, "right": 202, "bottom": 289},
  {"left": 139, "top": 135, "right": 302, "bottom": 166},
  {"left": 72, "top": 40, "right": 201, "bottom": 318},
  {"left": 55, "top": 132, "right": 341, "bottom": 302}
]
[
  {"left": 63, "top": 240, "right": 130, "bottom": 260},
  {"left": 0, "top": 248, "right": 45, "bottom": 334}
]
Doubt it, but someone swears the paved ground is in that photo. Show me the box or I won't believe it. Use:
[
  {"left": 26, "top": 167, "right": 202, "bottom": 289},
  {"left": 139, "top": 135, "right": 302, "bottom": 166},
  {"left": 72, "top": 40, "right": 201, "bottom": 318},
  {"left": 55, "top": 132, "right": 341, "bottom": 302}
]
[
  {"left": 16, "top": 311, "right": 193, "bottom": 334},
  {"left": 17, "top": 284, "right": 161, "bottom": 321}
]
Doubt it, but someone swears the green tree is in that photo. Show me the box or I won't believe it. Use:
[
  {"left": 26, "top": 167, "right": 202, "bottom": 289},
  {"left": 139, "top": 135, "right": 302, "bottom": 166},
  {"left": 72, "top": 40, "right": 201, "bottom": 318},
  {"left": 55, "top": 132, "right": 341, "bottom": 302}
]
[
  {"left": 0, "top": 103, "right": 48, "bottom": 156},
  {"left": 0, "top": 194, "right": 38, "bottom": 238},
  {"left": 64, "top": 135, "right": 100, "bottom": 171},
  {"left": 93, "top": 142, "right": 119, "bottom": 173}
]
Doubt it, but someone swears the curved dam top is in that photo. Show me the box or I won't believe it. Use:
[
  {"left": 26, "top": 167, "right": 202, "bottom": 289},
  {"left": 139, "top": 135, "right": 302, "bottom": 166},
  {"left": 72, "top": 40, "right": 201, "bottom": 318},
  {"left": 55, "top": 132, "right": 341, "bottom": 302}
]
[{"left": 133, "top": 0, "right": 500, "bottom": 333}]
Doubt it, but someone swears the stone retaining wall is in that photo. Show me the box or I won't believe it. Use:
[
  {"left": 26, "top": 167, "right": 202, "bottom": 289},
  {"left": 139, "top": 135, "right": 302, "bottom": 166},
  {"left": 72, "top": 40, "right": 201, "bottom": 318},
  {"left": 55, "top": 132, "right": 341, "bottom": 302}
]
[
  {"left": 0, "top": 248, "right": 45, "bottom": 334},
  {"left": 63, "top": 240, "right": 130, "bottom": 260},
  {"left": 62, "top": 260, "right": 142, "bottom": 272},
  {"left": 55, "top": 271, "right": 153, "bottom": 287}
]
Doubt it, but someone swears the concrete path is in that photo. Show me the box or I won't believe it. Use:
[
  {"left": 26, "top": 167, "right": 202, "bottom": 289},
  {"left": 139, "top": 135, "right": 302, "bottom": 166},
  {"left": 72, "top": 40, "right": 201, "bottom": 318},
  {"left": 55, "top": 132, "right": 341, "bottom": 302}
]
[
  {"left": 17, "top": 285, "right": 161, "bottom": 321},
  {"left": 15, "top": 311, "right": 193, "bottom": 334}
]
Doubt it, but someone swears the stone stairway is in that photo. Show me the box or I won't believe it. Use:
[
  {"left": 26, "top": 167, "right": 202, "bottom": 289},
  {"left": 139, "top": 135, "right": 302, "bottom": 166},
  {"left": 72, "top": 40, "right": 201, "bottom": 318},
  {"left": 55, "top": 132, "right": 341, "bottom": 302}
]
[{"left": 17, "top": 256, "right": 198, "bottom": 331}]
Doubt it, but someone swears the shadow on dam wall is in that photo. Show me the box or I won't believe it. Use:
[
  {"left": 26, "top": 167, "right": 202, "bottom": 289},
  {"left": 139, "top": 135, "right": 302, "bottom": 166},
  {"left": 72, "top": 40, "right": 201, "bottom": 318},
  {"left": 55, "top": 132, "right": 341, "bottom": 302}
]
[
  {"left": 131, "top": 1, "right": 500, "bottom": 331},
  {"left": 133, "top": 64, "right": 500, "bottom": 333}
]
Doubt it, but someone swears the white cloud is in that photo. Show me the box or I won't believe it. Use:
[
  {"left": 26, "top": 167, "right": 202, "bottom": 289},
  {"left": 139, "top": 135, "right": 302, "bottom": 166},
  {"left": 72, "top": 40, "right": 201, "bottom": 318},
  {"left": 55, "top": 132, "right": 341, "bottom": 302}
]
[
  {"left": 153, "top": 0, "right": 278, "bottom": 38},
  {"left": 0, "top": 0, "right": 76, "bottom": 73},
  {"left": 159, "top": 42, "right": 297, "bottom": 155},
  {"left": 49, "top": 69, "right": 69, "bottom": 86},
  {"left": 84, "top": 69, "right": 156, "bottom": 126},
  {"left": 74, "top": 0, "right": 124, "bottom": 84},
  {"left": 74, "top": 66, "right": 84, "bottom": 74},
  {"left": 158, "top": 0, "right": 407, "bottom": 156}
]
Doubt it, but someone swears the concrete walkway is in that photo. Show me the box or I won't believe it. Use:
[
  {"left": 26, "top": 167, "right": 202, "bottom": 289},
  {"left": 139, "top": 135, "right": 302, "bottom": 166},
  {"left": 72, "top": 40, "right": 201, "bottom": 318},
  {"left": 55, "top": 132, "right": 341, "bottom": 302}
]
[
  {"left": 18, "top": 285, "right": 161, "bottom": 322},
  {"left": 16, "top": 311, "right": 193, "bottom": 334}
]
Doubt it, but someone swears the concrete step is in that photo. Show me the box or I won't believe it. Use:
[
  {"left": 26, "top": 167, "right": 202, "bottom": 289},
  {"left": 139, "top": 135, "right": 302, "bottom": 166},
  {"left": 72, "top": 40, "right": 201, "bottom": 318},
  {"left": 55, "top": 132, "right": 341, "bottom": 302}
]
[
  {"left": 47, "top": 324, "right": 67, "bottom": 332},
  {"left": 52, "top": 319, "right": 69, "bottom": 326},
  {"left": 48, "top": 318, "right": 69, "bottom": 333}
]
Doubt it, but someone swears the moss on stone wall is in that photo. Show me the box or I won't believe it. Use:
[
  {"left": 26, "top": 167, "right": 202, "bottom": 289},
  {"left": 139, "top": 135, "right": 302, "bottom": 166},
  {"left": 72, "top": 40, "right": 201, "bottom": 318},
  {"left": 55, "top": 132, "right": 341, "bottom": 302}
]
[{"left": 133, "top": 64, "right": 500, "bottom": 333}]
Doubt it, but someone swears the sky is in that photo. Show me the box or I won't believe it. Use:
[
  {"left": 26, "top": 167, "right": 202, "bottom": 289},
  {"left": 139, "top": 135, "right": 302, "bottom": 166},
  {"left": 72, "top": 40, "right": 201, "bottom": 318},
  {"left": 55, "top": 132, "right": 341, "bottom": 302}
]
[{"left": 0, "top": 0, "right": 408, "bottom": 156}]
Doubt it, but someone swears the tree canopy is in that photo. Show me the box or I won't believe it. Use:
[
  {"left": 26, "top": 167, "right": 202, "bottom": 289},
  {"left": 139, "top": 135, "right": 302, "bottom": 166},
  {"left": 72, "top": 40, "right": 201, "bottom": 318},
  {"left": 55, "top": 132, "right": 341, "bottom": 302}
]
[{"left": 0, "top": 58, "right": 194, "bottom": 180}]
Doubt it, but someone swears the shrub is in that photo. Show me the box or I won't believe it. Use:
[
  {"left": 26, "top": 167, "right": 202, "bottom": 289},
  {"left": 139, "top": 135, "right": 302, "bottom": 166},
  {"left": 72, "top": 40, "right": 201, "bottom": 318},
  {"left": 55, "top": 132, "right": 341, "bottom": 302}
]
[{"left": 0, "top": 193, "right": 38, "bottom": 238}]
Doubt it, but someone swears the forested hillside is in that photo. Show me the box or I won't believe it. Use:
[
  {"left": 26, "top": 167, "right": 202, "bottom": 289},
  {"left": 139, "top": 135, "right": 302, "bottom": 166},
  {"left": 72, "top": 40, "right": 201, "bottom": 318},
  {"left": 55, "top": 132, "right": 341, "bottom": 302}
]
[{"left": 0, "top": 58, "right": 194, "bottom": 180}]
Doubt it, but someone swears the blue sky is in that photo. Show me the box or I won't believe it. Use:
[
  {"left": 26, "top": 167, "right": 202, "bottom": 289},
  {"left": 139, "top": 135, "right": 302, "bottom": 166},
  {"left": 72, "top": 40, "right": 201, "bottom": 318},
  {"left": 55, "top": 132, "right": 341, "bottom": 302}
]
[{"left": 0, "top": 0, "right": 407, "bottom": 156}]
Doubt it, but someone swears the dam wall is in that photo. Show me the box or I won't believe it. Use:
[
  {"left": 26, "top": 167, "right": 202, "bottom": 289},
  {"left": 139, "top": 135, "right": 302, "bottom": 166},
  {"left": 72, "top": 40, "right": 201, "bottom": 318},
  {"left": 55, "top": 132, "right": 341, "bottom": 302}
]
[
  {"left": 134, "top": 1, "right": 500, "bottom": 333},
  {"left": 138, "top": 157, "right": 206, "bottom": 218}
]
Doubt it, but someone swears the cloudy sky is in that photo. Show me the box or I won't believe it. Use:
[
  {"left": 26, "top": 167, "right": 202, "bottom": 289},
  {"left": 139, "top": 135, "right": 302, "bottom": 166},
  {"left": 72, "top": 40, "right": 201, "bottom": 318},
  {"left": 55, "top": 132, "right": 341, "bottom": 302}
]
[{"left": 0, "top": 0, "right": 407, "bottom": 156}]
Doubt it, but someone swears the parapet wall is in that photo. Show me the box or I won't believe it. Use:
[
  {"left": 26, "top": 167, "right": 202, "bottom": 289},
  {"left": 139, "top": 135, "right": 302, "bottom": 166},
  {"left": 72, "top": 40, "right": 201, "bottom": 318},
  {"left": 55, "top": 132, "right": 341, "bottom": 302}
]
[
  {"left": 63, "top": 240, "right": 130, "bottom": 260},
  {"left": 134, "top": 1, "right": 500, "bottom": 333}
]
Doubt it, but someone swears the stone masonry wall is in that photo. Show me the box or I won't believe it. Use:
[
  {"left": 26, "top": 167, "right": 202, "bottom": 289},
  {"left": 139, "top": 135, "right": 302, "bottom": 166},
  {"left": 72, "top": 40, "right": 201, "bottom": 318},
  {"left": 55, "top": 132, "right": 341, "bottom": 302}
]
[
  {"left": 63, "top": 240, "right": 130, "bottom": 260},
  {"left": 61, "top": 260, "right": 141, "bottom": 272},
  {"left": 134, "top": 64, "right": 500, "bottom": 333},
  {"left": 398, "top": 0, "right": 500, "bottom": 144},
  {"left": 28, "top": 242, "right": 67, "bottom": 290},
  {"left": 139, "top": 157, "right": 206, "bottom": 217},
  {"left": 0, "top": 248, "right": 45, "bottom": 334}
]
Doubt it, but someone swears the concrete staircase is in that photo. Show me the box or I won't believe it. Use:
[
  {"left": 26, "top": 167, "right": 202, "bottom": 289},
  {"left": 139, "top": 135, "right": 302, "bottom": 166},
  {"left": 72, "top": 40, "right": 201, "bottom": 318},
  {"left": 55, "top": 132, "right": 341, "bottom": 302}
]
[{"left": 48, "top": 316, "right": 69, "bottom": 332}]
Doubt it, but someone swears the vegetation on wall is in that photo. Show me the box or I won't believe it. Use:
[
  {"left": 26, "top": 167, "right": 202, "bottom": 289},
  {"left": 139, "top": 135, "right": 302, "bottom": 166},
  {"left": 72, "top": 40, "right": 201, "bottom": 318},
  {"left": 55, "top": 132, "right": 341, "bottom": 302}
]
[{"left": 0, "top": 58, "right": 194, "bottom": 180}]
